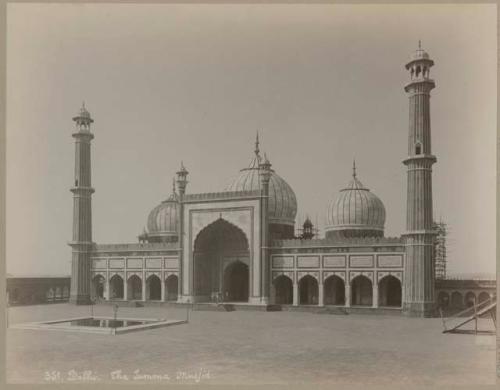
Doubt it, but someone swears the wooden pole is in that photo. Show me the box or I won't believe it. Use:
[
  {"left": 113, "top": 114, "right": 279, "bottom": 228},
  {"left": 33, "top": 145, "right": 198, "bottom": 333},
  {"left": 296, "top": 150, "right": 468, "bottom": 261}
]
[
  {"left": 473, "top": 297, "right": 478, "bottom": 335},
  {"left": 439, "top": 307, "right": 446, "bottom": 332}
]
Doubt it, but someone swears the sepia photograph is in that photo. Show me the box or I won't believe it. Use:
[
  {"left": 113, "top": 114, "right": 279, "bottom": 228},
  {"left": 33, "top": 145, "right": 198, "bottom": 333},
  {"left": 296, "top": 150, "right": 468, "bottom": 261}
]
[{"left": 4, "top": 2, "right": 497, "bottom": 387}]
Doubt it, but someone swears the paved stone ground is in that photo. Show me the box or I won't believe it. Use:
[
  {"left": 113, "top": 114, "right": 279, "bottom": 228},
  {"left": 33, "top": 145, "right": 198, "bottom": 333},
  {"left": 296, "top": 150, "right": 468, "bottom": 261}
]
[{"left": 6, "top": 303, "right": 496, "bottom": 385}]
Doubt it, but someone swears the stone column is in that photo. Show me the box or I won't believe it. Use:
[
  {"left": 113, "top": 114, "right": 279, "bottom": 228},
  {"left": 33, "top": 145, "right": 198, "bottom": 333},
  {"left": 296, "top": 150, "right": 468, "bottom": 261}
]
[
  {"left": 373, "top": 281, "right": 379, "bottom": 308},
  {"left": 123, "top": 277, "right": 128, "bottom": 301},
  {"left": 345, "top": 282, "right": 351, "bottom": 308},
  {"left": 104, "top": 279, "right": 110, "bottom": 300},
  {"left": 293, "top": 283, "right": 299, "bottom": 306},
  {"left": 161, "top": 277, "right": 166, "bottom": 302},
  {"left": 141, "top": 276, "right": 146, "bottom": 301},
  {"left": 318, "top": 282, "right": 324, "bottom": 306}
]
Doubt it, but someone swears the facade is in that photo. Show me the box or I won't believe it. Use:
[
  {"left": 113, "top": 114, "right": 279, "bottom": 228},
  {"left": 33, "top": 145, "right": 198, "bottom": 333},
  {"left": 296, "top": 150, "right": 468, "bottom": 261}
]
[{"left": 69, "top": 45, "right": 467, "bottom": 317}]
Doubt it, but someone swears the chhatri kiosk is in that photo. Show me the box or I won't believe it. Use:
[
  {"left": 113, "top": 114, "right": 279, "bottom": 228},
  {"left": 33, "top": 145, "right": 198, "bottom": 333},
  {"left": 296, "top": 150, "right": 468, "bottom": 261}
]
[{"left": 69, "top": 45, "right": 439, "bottom": 317}]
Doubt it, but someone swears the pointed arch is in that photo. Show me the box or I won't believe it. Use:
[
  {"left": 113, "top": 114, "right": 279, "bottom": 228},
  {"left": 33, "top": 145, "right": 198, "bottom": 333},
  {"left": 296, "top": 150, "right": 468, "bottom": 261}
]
[
  {"left": 273, "top": 274, "right": 293, "bottom": 304},
  {"left": 378, "top": 275, "right": 402, "bottom": 307},
  {"left": 146, "top": 274, "right": 161, "bottom": 300},
  {"left": 351, "top": 275, "right": 372, "bottom": 306},
  {"left": 324, "top": 275, "right": 345, "bottom": 305},
  {"left": 299, "top": 275, "right": 318, "bottom": 305},
  {"left": 127, "top": 274, "right": 142, "bottom": 300},
  {"left": 92, "top": 274, "right": 106, "bottom": 299},
  {"left": 165, "top": 274, "right": 179, "bottom": 301},
  {"left": 193, "top": 218, "right": 250, "bottom": 301}
]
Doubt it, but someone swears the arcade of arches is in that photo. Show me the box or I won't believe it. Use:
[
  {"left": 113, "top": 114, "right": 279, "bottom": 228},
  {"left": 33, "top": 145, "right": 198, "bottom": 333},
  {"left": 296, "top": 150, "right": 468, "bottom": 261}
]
[
  {"left": 193, "top": 219, "right": 250, "bottom": 303},
  {"left": 271, "top": 274, "right": 402, "bottom": 307},
  {"left": 437, "top": 290, "right": 494, "bottom": 311},
  {"left": 90, "top": 273, "right": 179, "bottom": 302}
]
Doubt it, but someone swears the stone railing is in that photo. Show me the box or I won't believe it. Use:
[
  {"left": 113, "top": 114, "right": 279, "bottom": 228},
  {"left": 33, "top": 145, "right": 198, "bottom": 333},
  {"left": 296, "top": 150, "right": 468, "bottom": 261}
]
[
  {"left": 93, "top": 242, "right": 180, "bottom": 252},
  {"left": 183, "top": 190, "right": 261, "bottom": 202},
  {"left": 272, "top": 236, "right": 404, "bottom": 248}
]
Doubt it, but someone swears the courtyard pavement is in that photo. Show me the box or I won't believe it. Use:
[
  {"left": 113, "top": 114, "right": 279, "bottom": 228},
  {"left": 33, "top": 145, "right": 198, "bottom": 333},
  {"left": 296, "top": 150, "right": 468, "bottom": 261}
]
[{"left": 6, "top": 303, "right": 497, "bottom": 385}]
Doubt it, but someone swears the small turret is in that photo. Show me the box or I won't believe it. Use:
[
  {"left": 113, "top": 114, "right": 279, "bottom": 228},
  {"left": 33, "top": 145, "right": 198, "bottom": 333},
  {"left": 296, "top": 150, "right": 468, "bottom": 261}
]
[
  {"left": 176, "top": 161, "right": 189, "bottom": 197},
  {"left": 301, "top": 216, "right": 315, "bottom": 240}
]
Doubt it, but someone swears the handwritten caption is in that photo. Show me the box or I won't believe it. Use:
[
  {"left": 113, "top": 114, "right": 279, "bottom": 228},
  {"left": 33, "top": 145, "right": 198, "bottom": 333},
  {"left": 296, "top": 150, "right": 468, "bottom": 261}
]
[{"left": 44, "top": 368, "right": 211, "bottom": 383}]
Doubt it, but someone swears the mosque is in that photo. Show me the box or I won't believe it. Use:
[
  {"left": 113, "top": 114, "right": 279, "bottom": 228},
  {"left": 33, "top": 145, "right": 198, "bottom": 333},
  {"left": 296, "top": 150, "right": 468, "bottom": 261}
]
[{"left": 69, "top": 45, "right": 440, "bottom": 317}]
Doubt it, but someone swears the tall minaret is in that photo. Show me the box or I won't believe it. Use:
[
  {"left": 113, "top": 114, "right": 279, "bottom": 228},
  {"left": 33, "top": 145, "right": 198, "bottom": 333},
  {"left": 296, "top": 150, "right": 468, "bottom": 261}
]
[
  {"left": 259, "top": 152, "right": 272, "bottom": 304},
  {"left": 69, "top": 103, "right": 95, "bottom": 305},
  {"left": 402, "top": 42, "right": 438, "bottom": 317}
]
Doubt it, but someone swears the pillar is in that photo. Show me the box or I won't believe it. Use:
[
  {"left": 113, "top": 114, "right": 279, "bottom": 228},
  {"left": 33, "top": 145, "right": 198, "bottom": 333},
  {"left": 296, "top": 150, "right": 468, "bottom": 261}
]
[
  {"left": 318, "top": 282, "right": 324, "bottom": 306},
  {"left": 104, "top": 279, "right": 110, "bottom": 300},
  {"left": 123, "top": 277, "right": 128, "bottom": 301},
  {"left": 293, "top": 283, "right": 299, "bottom": 306},
  {"left": 402, "top": 43, "right": 438, "bottom": 317},
  {"left": 345, "top": 282, "right": 351, "bottom": 308},
  {"left": 373, "top": 282, "right": 378, "bottom": 308},
  {"left": 69, "top": 103, "right": 95, "bottom": 305},
  {"left": 161, "top": 277, "right": 166, "bottom": 302},
  {"left": 141, "top": 276, "right": 146, "bottom": 301}
]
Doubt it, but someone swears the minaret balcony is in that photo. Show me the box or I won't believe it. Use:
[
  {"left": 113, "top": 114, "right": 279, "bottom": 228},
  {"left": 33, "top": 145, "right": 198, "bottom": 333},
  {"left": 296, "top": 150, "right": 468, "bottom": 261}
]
[
  {"left": 72, "top": 131, "right": 94, "bottom": 140},
  {"left": 404, "top": 79, "right": 435, "bottom": 93},
  {"left": 402, "top": 154, "right": 437, "bottom": 166},
  {"left": 70, "top": 186, "right": 95, "bottom": 194},
  {"left": 68, "top": 241, "right": 94, "bottom": 248}
]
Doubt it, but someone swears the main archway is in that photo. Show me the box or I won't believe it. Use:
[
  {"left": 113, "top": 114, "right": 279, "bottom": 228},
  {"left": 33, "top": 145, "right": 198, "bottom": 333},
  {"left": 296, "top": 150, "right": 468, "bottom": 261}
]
[{"left": 193, "top": 218, "right": 250, "bottom": 302}]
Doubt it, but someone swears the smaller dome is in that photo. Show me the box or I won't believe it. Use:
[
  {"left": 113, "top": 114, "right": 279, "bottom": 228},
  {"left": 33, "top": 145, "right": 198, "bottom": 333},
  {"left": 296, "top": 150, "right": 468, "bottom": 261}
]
[
  {"left": 144, "top": 181, "right": 180, "bottom": 242},
  {"left": 411, "top": 49, "right": 430, "bottom": 61},
  {"left": 410, "top": 41, "right": 431, "bottom": 61},
  {"left": 325, "top": 163, "right": 386, "bottom": 238}
]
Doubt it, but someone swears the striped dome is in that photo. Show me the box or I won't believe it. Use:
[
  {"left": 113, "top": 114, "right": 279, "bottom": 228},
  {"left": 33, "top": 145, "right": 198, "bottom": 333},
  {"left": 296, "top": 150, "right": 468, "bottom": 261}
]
[
  {"left": 326, "top": 168, "right": 385, "bottom": 237},
  {"left": 146, "top": 191, "right": 180, "bottom": 240},
  {"left": 225, "top": 141, "right": 297, "bottom": 226}
]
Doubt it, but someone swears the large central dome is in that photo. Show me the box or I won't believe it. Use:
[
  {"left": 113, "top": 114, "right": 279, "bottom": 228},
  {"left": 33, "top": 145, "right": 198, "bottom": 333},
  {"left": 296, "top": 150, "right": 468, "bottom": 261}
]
[
  {"left": 325, "top": 163, "right": 386, "bottom": 239},
  {"left": 225, "top": 136, "right": 297, "bottom": 230}
]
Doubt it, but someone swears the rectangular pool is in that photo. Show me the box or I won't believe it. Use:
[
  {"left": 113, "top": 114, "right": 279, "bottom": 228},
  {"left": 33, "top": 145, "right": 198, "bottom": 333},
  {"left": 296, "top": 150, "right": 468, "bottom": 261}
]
[
  {"left": 51, "top": 318, "right": 152, "bottom": 328},
  {"left": 10, "top": 316, "right": 187, "bottom": 335}
]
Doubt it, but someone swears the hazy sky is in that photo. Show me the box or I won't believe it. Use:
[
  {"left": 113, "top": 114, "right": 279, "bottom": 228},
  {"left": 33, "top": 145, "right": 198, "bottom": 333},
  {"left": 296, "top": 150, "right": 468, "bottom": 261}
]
[{"left": 6, "top": 4, "right": 496, "bottom": 277}]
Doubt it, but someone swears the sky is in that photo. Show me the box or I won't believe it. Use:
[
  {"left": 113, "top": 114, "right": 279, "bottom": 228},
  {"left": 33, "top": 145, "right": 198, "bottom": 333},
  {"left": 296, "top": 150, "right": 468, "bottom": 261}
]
[{"left": 6, "top": 4, "right": 496, "bottom": 277}]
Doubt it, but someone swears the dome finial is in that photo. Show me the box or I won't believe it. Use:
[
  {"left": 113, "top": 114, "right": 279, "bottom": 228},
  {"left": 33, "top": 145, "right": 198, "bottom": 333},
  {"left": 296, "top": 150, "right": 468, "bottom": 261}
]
[
  {"left": 172, "top": 177, "right": 176, "bottom": 194},
  {"left": 352, "top": 159, "right": 357, "bottom": 178},
  {"left": 418, "top": 39, "right": 421, "bottom": 49},
  {"left": 255, "top": 131, "right": 260, "bottom": 156}
]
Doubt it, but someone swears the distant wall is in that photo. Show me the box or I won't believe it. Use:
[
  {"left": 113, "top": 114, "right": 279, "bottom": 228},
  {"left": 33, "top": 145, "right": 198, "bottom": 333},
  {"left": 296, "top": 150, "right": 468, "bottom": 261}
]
[{"left": 6, "top": 277, "right": 70, "bottom": 305}]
